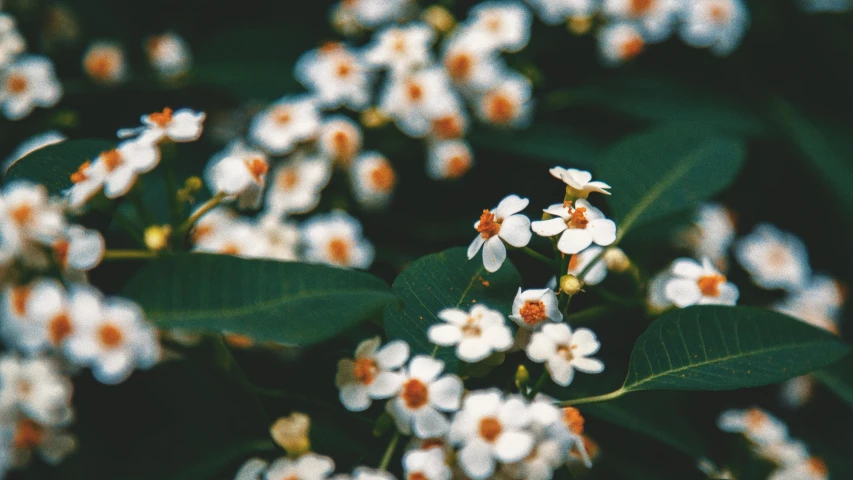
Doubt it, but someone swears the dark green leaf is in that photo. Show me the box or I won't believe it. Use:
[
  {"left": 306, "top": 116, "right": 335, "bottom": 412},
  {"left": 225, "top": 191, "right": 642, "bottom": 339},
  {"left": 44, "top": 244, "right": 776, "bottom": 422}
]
[
  {"left": 815, "top": 354, "right": 853, "bottom": 407},
  {"left": 469, "top": 123, "right": 600, "bottom": 167},
  {"left": 598, "top": 123, "right": 746, "bottom": 239},
  {"left": 383, "top": 247, "right": 521, "bottom": 372},
  {"left": 122, "top": 254, "right": 397, "bottom": 346},
  {"left": 622, "top": 306, "right": 850, "bottom": 392},
  {"left": 5, "top": 139, "right": 113, "bottom": 195}
]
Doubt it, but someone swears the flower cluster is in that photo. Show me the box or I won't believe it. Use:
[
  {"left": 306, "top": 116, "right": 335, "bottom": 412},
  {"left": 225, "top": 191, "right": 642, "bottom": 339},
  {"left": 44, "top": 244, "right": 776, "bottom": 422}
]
[
  {"left": 82, "top": 32, "right": 192, "bottom": 84},
  {"left": 0, "top": 13, "right": 61, "bottom": 120},
  {"left": 718, "top": 407, "right": 829, "bottom": 480}
]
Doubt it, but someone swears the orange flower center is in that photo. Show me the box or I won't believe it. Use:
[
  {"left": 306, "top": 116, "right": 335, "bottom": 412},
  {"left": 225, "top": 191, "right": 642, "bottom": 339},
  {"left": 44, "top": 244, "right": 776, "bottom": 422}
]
[
  {"left": 568, "top": 207, "right": 588, "bottom": 229},
  {"left": 568, "top": 254, "right": 581, "bottom": 271},
  {"left": 485, "top": 15, "right": 502, "bottom": 32},
  {"left": 697, "top": 274, "right": 726, "bottom": 296},
  {"left": 402, "top": 379, "right": 429, "bottom": 409},
  {"left": 620, "top": 36, "right": 645, "bottom": 60},
  {"left": 146, "top": 36, "right": 167, "bottom": 56},
  {"left": 478, "top": 417, "right": 503, "bottom": 442},
  {"left": 85, "top": 53, "right": 117, "bottom": 80},
  {"left": 745, "top": 408, "right": 767, "bottom": 430},
  {"left": 447, "top": 155, "right": 471, "bottom": 179},
  {"left": 225, "top": 334, "right": 254, "bottom": 348},
  {"left": 406, "top": 81, "right": 424, "bottom": 102},
  {"left": 486, "top": 93, "right": 516, "bottom": 124},
  {"left": 6, "top": 74, "right": 28, "bottom": 94},
  {"left": 461, "top": 318, "right": 482, "bottom": 337},
  {"left": 629, "top": 0, "right": 654, "bottom": 15},
  {"left": 331, "top": 130, "right": 356, "bottom": 164},
  {"left": 191, "top": 224, "right": 214, "bottom": 243},
  {"left": 10, "top": 203, "right": 33, "bottom": 226},
  {"left": 369, "top": 162, "right": 396, "bottom": 191},
  {"left": 432, "top": 115, "right": 463, "bottom": 139},
  {"left": 245, "top": 157, "right": 269, "bottom": 183},
  {"left": 320, "top": 41, "right": 343, "bottom": 54},
  {"left": 420, "top": 438, "right": 446, "bottom": 450},
  {"left": 476, "top": 210, "right": 501, "bottom": 239},
  {"left": 520, "top": 300, "right": 547, "bottom": 325},
  {"left": 14, "top": 420, "right": 43, "bottom": 450},
  {"left": 336, "top": 60, "right": 353, "bottom": 78},
  {"left": 328, "top": 238, "right": 351, "bottom": 264},
  {"left": 408, "top": 474, "right": 428, "bottom": 480},
  {"left": 562, "top": 407, "right": 585, "bottom": 435},
  {"left": 49, "top": 313, "right": 73, "bottom": 345},
  {"left": 557, "top": 344, "right": 576, "bottom": 361},
  {"left": 220, "top": 244, "right": 240, "bottom": 255},
  {"left": 392, "top": 35, "right": 407, "bottom": 52},
  {"left": 445, "top": 53, "right": 473, "bottom": 81},
  {"left": 709, "top": 3, "right": 729, "bottom": 22},
  {"left": 148, "top": 107, "right": 173, "bottom": 127},
  {"left": 273, "top": 107, "right": 292, "bottom": 125},
  {"left": 353, "top": 358, "right": 379, "bottom": 385},
  {"left": 807, "top": 458, "right": 828, "bottom": 476},
  {"left": 71, "top": 161, "right": 91, "bottom": 183},
  {"left": 53, "top": 239, "right": 70, "bottom": 267},
  {"left": 278, "top": 168, "right": 299, "bottom": 189},
  {"left": 98, "top": 323, "right": 124, "bottom": 348},
  {"left": 102, "top": 149, "right": 123, "bottom": 172},
  {"left": 11, "top": 286, "right": 31, "bottom": 317}
]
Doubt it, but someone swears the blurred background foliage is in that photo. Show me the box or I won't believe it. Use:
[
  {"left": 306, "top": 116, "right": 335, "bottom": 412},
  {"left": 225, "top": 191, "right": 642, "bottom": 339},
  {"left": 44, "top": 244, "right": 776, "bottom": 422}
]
[{"left": 2, "top": 0, "right": 853, "bottom": 479}]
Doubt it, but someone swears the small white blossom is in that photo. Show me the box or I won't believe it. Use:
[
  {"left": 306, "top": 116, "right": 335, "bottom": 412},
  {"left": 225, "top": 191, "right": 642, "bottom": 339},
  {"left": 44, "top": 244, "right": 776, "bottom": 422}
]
[
  {"left": 448, "top": 390, "right": 534, "bottom": 479},
  {"left": 2, "top": 181, "right": 65, "bottom": 248},
  {"left": 566, "top": 246, "right": 607, "bottom": 286},
  {"left": 145, "top": 32, "right": 192, "bottom": 79},
  {"left": 523, "top": 0, "right": 598, "bottom": 25},
  {"left": 386, "top": 356, "right": 463, "bottom": 438},
  {"left": 428, "top": 305, "right": 513, "bottom": 362},
  {"left": 318, "top": 115, "right": 362, "bottom": 168},
  {"left": 426, "top": 140, "right": 474, "bottom": 180},
  {"left": 603, "top": 0, "right": 682, "bottom": 42},
  {"left": 336, "top": 0, "right": 412, "bottom": 29},
  {"left": 646, "top": 270, "right": 674, "bottom": 312},
  {"left": 295, "top": 43, "right": 371, "bottom": 110},
  {"left": 509, "top": 288, "right": 562, "bottom": 330},
  {"left": 768, "top": 458, "right": 828, "bottom": 480},
  {"left": 265, "top": 453, "right": 335, "bottom": 480},
  {"left": 0, "top": 15, "right": 26, "bottom": 69},
  {"left": 468, "top": 2, "right": 533, "bottom": 52},
  {"left": 678, "top": 203, "right": 736, "bottom": 267},
  {"left": 82, "top": 41, "right": 128, "bottom": 84},
  {"left": 256, "top": 213, "right": 301, "bottom": 262},
  {"left": 679, "top": 0, "right": 749, "bottom": 56},
  {"left": 735, "top": 224, "right": 811, "bottom": 291},
  {"left": 205, "top": 142, "right": 269, "bottom": 210},
  {"left": 351, "top": 152, "right": 397, "bottom": 210},
  {"left": 267, "top": 155, "right": 331, "bottom": 216},
  {"left": 476, "top": 72, "right": 533, "bottom": 128},
  {"left": 379, "top": 67, "right": 458, "bottom": 138},
  {"left": 301, "top": 211, "right": 375, "bottom": 269},
  {"left": 442, "top": 29, "right": 504, "bottom": 93},
  {"left": 93, "top": 140, "right": 162, "bottom": 200},
  {"left": 717, "top": 408, "right": 788, "bottom": 446},
  {"left": 0, "top": 55, "right": 62, "bottom": 120},
  {"left": 235, "top": 458, "right": 268, "bottom": 480},
  {"left": 335, "top": 336, "right": 409, "bottom": 412},
  {"left": 54, "top": 225, "right": 105, "bottom": 274},
  {"left": 664, "top": 257, "right": 739, "bottom": 307},
  {"left": 364, "top": 23, "right": 435, "bottom": 74},
  {"left": 526, "top": 323, "right": 604, "bottom": 386},
  {"left": 773, "top": 275, "right": 845, "bottom": 334},
  {"left": 468, "top": 195, "right": 532, "bottom": 272},
  {"left": 0, "top": 355, "right": 72, "bottom": 426},
  {"left": 780, "top": 375, "right": 815, "bottom": 409},
  {"left": 549, "top": 167, "right": 611, "bottom": 197},
  {"left": 531, "top": 198, "right": 616, "bottom": 255},
  {"left": 118, "top": 107, "right": 206, "bottom": 143},
  {"left": 250, "top": 95, "right": 321, "bottom": 155},
  {"left": 403, "top": 447, "right": 451, "bottom": 480},
  {"left": 194, "top": 216, "right": 268, "bottom": 258},
  {"left": 0, "top": 414, "right": 76, "bottom": 470},
  {"left": 5, "top": 278, "right": 74, "bottom": 354},
  {"left": 598, "top": 22, "right": 646, "bottom": 66}
]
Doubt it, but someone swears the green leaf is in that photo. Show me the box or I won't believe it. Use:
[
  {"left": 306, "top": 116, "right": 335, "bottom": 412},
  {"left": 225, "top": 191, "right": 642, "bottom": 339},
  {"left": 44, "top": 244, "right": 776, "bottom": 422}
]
[
  {"left": 469, "top": 123, "right": 600, "bottom": 167},
  {"left": 5, "top": 139, "right": 113, "bottom": 195},
  {"left": 122, "top": 254, "right": 397, "bottom": 346},
  {"left": 622, "top": 306, "right": 849, "bottom": 392},
  {"left": 597, "top": 123, "right": 746, "bottom": 240},
  {"left": 815, "top": 355, "right": 853, "bottom": 407},
  {"left": 383, "top": 247, "right": 521, "bottom": 372}
]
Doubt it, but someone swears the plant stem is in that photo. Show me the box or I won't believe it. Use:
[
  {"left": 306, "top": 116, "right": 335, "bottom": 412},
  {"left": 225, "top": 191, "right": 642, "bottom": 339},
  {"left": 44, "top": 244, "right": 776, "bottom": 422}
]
[
  {"left": 526, "top": 370, "right": 550, "bottom": 399},
  {"left": 102, "top": 249, "right": 157, "bottom": 260},
  {"left": 178, "top": 192, "right": 227, "bottom": 238},
  {"left": 520, "top": 247, "right": 558, "bottom": 267},
  {"left": 564, "top": 305, "right": 618, "bottom": 324},
  {"left": 378, "top": 431, "right": 401, "bottom": 471},
  {"left": 162, "top": 156, "right": 181, "bottom": 227},
  {"left": 558, "top": 387, "right": 627, "bottom": 407}
]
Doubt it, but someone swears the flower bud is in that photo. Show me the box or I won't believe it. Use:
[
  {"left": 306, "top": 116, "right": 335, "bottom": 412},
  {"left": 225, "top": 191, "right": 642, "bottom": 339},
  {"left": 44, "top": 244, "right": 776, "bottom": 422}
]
[
  {"left": 270, "top": 412, "right": 311, "bottom": 456},
  {"left": 603, "top": 247, "right": 630, "bottom": 273},
  {"left": 184, "top": 176, "right": 203, "bottom": 193},
  {"left": 144, "top": 225, "right": 171, "bottom": 251},
  {"left": 360, "top": 107, "right": 390, "bottom": 129},
  {"left": 560, "top": 274, "right": 583, "bottom": 296},
  {"left": 515, "top": 364, "right": 530, "bottom": 390},
  {"left": 567, "top": 16, "right": 593, "bottom": 35},
  {"left": 422, "top": 6, "right": 456, "bottom": 34}
]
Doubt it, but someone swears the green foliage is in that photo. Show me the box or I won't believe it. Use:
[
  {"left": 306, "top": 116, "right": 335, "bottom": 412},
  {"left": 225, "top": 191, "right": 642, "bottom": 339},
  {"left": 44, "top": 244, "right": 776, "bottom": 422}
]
[
  {"left": 122, "top": 254, "right": 397, "bottom": 346},
  {"left": 622, "top": 306, "right": 849, "bottom": 392},
  {"left": 469, "top": 123, "right": 600, "bottom": 167},
  {"left": 5, "top": 139, "right": 113, "bottom": 195},
  {"left": 597, "top": 124, "right": 747, "bottom": 239},
  {"left": 383, "top": 247, "right": 521, "bottom": 373},
  {"left": 815, "top": 354, "right": 853, "bottom": 408}
]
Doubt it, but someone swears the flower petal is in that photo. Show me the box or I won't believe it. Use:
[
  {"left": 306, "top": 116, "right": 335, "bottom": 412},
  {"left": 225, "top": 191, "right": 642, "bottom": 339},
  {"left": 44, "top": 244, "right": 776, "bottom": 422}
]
[
  {"left": 374, "top": 340, "right": 410, "bottom": 369},
  {"left": 665, "top": 278, "right": 702, "bottom": 308},
  {"left": 368, "top": 371, "right": 405, "bottom": 399},
  {"left": 589, "top": 219, "right": 616, "bottom": 246},
  {"left": 340, "top": 384, "right": 371, "bottom": 411},
  {"left": 498, "top": 214, "right": 532, "bottom": 247},
  {"left": 428, "top": 375, "right": 463, "bottom": 411},
  {"left": 409, "top": 355, "right": 444, "bottom": 383},
  {"left": 494, "top": 430, "right": 534, "bottom": 463},
  {"left": 557, "top": 229, "right": 593, "bottom": 255},
  {"left": 531, "top": 217, "right": 567, "bottom": 237},
  {"left": 482, "top": 236, "right": 506, "bottom": 273},
  {"left": 572, "top": 357, "right": 604, "bottom": 374},
  {"left": 493, "top": 195, "right": 529, "bottom": 219},
  {"left": 457, "top": 338, "right": 491, "bottom": 362},
  {"left": 413, "top": 406, "right": 450, "bottom": 438},
  {"left": 467, "top": 235, "right": 486, "bottom": 259},
  {"left": 459, "top": 440, "right": 496, "bottom": 480}
]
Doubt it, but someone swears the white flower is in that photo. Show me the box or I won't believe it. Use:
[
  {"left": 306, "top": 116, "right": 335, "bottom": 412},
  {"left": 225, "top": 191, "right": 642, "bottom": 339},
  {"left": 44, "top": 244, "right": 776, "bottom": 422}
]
[
  {"left": 735, "top": 224, "right": 810, "bottom": 291},
  {"left": 118, "top": 107, "right": 206, "bottom": 143},
  {"left": 1, "top": 181, "right": 65, "bottom": 246},
  {"left": 64, "top": 287, "right": 160, "bottom": 384},
  {"left": 678, "top": 203, "right": 736, "bottom": 266},
  {"left": 318, "top": 115, "right": 362, "bottom": 168},
  {"left": 53, "top": 225, "right": 105, "bottom": 274},
  {"left": 679, "top": 0, "right": 749, "bottom": 56},
  {"left": 386, "top": 356, "right": 463, "bottom": 438},
  {"left": 476, "top": 72, "right": 533, "bottom": 128},
  {"left": 337, "top": 0, "right": 412, "bottom": 29},
  {"left": 93, "top": 139, "right": 162, "bottom": 199},
  {"left": 442, "top": 28, "right": 504, "bottom": 92},
  {"left": 468, "top": 194, "right": 532, "bottom": 273},
  {"left": 4, "top": 278, "right": 75, "bottom": 354},
  {"left": 295, "top": 43, "right": 371, "bottom": 111},
  {"left": 780, "top": 376, "right": 815, "bottom": 409},
  {"left": 379, "top": 67, "right": 458, "bottom": 138},
  {"left": 82, "top": 41, "right": 128, "bottom": 84},
  {"left": 468, "top": 1, "right": 533, "bottom": 52},
  {"left": 523, "top": 0, "right": 598, "bottom": 25},
  {"left": 145, "top": 32, "right": 192, "bottom": 79},
  {"left": 403, "top": 448, "right": 451, "bottom": 480},
  {"left": 426, "top": 140, "right": 474, "bottom": 180},
  {"left": 193, "top": 215, "right": 267, "bottom": 258},
  {"left": 301, "top": 211, "right": 375, "bottom": 269},
  {"left": 509, "top": 288, "right": 562, "bottom": 329},
  {"left": 717, "top": 408, "right": 788, "bottom": 446},
  {"left": 428, "top": 305, "right": 513, "bottom": 362},
  {"left": 188, "top": 206, "right": 237, "bottom": 248},
  {"left": 773, "top": 275, "right": 845, "bottom": 334},
  {"left": 351, "top": 152, "right": 397, "bottom": 210},
  {"left": 350, "top": 467, "right": 398, "bottom": 480},
  {"left": 265, "top": 453, "right": 335, "bottom": 480},
  {"left": 235, "top": 458, "right": 268, "bottom": 480},
  {"left": 567, "top": 246, "right": 607, "bottom": 285},
  {"left": 0, "top": 414, "right": 76, "bottom": 469},
  {"left": 250, "top": 95, "right": 321, "bottom": 155},
  {"left": 768, "top": 459, "right": 829, "bottom": 480},
  {"left": 256, "top": 213, "right": 300, "bottom": 262},
  {"left": 531, "top": 198, "right": 616, "bottom": 255},
  {"left": 526, "top": 323, "right": 604, "bottom": 386},
  {"left": 364, "top": 23, "right": 435, "bottom": 74},
  {"left": 549, "top": 167, "right": 611, "bottom": 198},
  {"left": 646, "top": 270, "right": 673, "bottom": 312},
  {"left": 664, "top": 257, "right": 739, "bottom": 307},
  {"left": 602, "top": 0, "right": 682, "bottom": 42},
  {"left": 3, "top": 131, "right": 66, "bottom": 172},
  {"left": 0, "top": 355, "right": 72, "bottom": 426},
  {"left": 0, "top": 15, "right": 26, "bottom": 69},
  {"left": 266, "top": 155, "right": 331, "bottom": 216},
  {"left": 427, "top": 106, "right": 468, "bottom": 141},
  {"left": 0, "top": 55, "right": 62, "bottom": 120},
  {"left": 335, "top": 336, "right": 409, "bottom": 412},
  {"left": 448, "top": 390, "right": 534, "bottom": 479},
  {"left": 598, "top": 22, "right": 646, "bottom": 66},
  {"left": 205, "top": 142, "right": 269, "bottom": 210}
]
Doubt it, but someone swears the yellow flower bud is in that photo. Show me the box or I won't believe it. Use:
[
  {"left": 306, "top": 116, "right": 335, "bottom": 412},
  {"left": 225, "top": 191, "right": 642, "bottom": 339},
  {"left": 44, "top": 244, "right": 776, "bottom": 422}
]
[
  {"left": 560, "top": 274, "right": 583, "bottom": 296},
  {"left": 360, "top": 107, "right": 390, "bottom": 129},
  {"left": 515, "top": 364, "right": 530, "bottom": 390},
  {"left": 270, "top": 412, "right": 311, "bottom": 456},
  {"left": 567, "top": 15, "right": 593, "bottom": 35},
  {"left": 144, "top": 225, "right": 171, "bottom": 252},
  {"left": 184, "top": 176, "right": 203, "bottom": 193},
  {"left": 603, "top": 247, "right": 631, "bottom": 273},
  {"left": 422, "top": 6, "right": 456, "bottom": 34}
]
